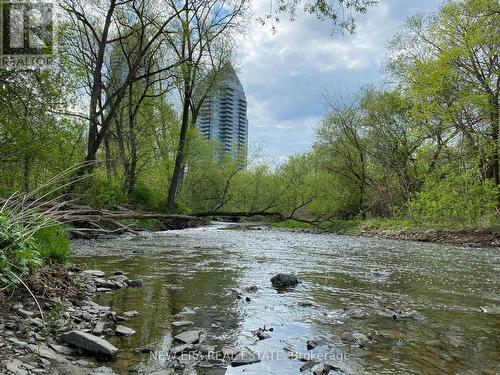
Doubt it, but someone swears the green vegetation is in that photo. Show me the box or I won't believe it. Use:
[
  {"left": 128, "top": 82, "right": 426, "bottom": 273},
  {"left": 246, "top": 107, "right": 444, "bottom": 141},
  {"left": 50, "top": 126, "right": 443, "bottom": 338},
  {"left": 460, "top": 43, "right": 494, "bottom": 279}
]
[
  {"left": 0, "top": 209, "right": 70, "bottom": 288},
  {"left": 0, "top": 0, "right": 498, "bottom": 289}
]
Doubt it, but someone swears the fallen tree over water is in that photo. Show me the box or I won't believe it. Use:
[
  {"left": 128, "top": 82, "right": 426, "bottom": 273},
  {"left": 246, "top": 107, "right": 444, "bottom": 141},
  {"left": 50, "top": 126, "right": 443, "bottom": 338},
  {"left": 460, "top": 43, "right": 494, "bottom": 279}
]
[{"left": 1, "top": 196, "right": 325, "bottom": 237}]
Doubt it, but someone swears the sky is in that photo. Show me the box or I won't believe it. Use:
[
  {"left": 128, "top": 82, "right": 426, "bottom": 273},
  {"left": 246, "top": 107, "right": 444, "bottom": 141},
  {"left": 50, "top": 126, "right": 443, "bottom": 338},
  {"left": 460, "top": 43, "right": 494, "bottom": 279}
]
[{"left": 236, "top": 0, "right": 444, "bottom": 164}]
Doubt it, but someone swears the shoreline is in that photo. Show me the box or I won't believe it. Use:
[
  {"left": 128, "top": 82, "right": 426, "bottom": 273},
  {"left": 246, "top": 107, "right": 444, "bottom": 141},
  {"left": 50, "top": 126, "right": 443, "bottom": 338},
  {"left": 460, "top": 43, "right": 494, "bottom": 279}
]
[
  {"left": 0, "top": 267, "right": 144, "bottom": 375},
  {"left": 271, "top": 225, "right": 500, "bottom": 248}
]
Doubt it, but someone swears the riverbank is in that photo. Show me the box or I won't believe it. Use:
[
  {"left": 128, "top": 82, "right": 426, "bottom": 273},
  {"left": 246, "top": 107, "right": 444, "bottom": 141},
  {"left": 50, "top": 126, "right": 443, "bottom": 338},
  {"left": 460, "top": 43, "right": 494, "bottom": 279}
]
[
  {"left": 0, "top": 266, "right": 144, "bottom": 375},
  {"left": 270, "top": 219, "right": 500, "bottom": 247}
]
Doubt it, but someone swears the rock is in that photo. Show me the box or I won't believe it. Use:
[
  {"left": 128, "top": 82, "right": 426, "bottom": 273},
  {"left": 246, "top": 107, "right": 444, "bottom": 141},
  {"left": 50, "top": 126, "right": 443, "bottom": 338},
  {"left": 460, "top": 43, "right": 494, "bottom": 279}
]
[
  {"left": 115, "top": 325, "right": 136, "bottom": 336},
  {"left": 96, "top": 288, "right": 112, "bottom": 293},
  {"left": 92, "top": 321, "right": 105, "bottom": 335},
  {"left": 94, "top": 366, "right": 116, "bottom": 374},
  {"left": 60, "top": 330, "right": 119, "bottom": 358},
  {"left": 245, "top": 296, "right": 251, "bottom": 302},
  {"left": 109, "top": 275, "right": 128, "bottom": 288},
  {"left": 171, "top": 321, "right": 194, "bottom": 329},
  {"left": 298, "top": 301, "right": 314, "bottom": 307},
  {"left": 123, "top": 310, "right": 140, "bottom": 317},
  {"left": 169, "top": 344, "right": 197, "bottom": 356},
  {"left": 221, "top": 347, "right": 240, "bottom": 358},
  {"left": 29, "top": 318, "right": 44, "bottom": 328},
  {"left": 231, "top": 348, "right": 260, "bottom": 367},
  {"left": 306, "top": 339, "right": 318, "bottom": 350},
  {"left": 15, "top": 308, "right": 34, "bottom": 318},
  {"left": 252, "top": 328, "right": 271, "bottom": 340},
  {"left": 49, "top": 343, "right": 74, "bottom": 355},
  {"left": 8, "top": 337, "right": 28, "bottom": 348},
  {"left": 83, "top": 270, "right": 106, "bottom": 277},
  {"left": 270, "top": 273, "right": 300, "bottom": 288},
  {"left": 199, "top": 345, "right": 215, "bottom": 356},
  {"left": 28, "top": 344, "right": 68, "bottom": 363},
  {"left": 94, "top": 278, "right": 122, "bottom": 289},
  {"left": 245, "top": 286, "right": 258, "bottom": 293},
  {"left": 174, "top": 330, "right": 202, "bottom": 344},
  {"left": 127, "top": 279, "right": 143, "bottom": 287},
  {"left": 341, "top": 331, "right": 368, "bottom": 347},
  {"left": 6, "top": 360, "right": 21, "bottom": 374},
  {"left": 340, "top": 332, "right": 356, "bottom": 344},
  {"left": 288, "top": 351, "right": 310, "bottom": 362},
  {"left": 300, "top": 360, "right": 318, "bottom": 372},
  {"left": 133, "top": 344, "right": 155, "bottom": 353},
  {"left": 113, "top": 271, "right": 125, "bottom": 276}
]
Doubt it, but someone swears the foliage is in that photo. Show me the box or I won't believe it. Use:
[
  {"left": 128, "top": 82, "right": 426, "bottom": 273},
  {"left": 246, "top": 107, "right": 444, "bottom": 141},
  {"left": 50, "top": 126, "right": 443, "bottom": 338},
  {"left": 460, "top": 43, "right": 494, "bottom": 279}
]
[
  {"left": 76, "top": 175, "right": 127, "bottom": 209},
  {"left": 408, "top": 173, "right": 498, "bottom": 227}
]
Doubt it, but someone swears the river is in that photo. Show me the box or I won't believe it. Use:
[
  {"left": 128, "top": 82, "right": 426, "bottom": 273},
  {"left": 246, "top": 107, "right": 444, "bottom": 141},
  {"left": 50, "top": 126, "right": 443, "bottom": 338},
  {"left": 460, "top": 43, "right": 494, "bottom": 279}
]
[{"left": 73, "top": 222, "right": 500, "bottom": 375}]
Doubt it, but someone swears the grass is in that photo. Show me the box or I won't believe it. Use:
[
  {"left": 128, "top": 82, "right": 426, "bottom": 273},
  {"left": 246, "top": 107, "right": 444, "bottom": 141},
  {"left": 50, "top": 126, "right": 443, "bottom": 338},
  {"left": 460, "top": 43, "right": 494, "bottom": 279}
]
[{"left": 34, "top": 224, "right": 72, "bottom": 264}]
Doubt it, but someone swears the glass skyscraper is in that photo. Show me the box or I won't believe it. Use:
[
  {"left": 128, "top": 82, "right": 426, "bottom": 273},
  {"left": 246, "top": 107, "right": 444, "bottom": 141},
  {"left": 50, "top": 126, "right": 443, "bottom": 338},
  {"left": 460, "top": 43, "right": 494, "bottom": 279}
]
[{"left": 196, "top": 65, "right": 248, "bottom": 161}]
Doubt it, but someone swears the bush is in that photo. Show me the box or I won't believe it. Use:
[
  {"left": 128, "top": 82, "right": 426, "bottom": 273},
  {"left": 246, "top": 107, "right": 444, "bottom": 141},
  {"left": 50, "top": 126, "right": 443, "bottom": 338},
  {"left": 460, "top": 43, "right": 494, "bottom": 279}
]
[
  {"left": 131, "top": 182, "right": 165, "bottom": 211},
  {"left": 408, "top": 173, "right": 498, "bottom": 227},
  {"left": 77, "top": 175, "right": 127, "bottom": 209}
]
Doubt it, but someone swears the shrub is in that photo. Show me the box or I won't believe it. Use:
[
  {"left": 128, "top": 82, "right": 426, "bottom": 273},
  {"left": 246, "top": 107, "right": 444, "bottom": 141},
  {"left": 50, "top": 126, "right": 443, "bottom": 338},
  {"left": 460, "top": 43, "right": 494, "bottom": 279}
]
[
  {"left": 77, "top": 175, "right": 127, "bottom": 209},
  {"left": 131, "top": 182, "right": 165, "bottom": 211},
  {"left": 408, "top": 173, "right": 498, "bottom": 227}
]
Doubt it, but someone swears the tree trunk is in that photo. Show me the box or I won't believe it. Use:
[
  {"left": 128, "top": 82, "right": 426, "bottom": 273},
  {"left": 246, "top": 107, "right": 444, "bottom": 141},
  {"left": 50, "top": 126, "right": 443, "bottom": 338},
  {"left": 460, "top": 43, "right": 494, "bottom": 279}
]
[{"left": 166, "top": 88, "right": 191, "bottom": 213}]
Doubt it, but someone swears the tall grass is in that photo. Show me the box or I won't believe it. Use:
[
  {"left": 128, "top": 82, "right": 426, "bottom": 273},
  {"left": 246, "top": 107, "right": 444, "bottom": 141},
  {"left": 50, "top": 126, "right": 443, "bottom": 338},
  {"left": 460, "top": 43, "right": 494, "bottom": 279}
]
[{"left": 0, "top": 164, "right": 89, "bottom": 289}]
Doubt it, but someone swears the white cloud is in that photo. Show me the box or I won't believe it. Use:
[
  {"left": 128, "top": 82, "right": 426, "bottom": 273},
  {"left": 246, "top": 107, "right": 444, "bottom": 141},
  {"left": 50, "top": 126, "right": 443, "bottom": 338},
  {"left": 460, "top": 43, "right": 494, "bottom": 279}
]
[{"left": 236, "top": 0, "right": 443, "bottom": 162}]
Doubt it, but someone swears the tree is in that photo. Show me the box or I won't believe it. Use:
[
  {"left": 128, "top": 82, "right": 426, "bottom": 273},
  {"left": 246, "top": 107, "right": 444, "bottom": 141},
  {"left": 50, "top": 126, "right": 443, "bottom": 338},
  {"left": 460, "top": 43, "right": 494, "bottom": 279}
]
[
  {"left": 61, "top": 0, "right": 181, "bottom": 174},
  {"left": 164, "top": 0, "right": 247, "bottom": 213},
  {"left": 387, "top": 0, "right": 500, "bottom": 189}
]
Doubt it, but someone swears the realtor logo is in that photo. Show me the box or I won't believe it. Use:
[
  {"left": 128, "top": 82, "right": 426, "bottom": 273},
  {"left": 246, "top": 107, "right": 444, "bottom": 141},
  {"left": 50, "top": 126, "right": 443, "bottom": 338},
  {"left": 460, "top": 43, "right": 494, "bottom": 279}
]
[{"left": 1, "top": 1, "right": 55, "bottom": 69}]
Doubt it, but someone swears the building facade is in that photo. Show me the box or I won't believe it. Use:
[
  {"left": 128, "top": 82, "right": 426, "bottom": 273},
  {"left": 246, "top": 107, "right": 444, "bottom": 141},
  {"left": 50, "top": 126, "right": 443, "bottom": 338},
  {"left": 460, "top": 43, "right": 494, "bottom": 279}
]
[{"left": 196, "top": 66, "right": 248, "bottom": 161}]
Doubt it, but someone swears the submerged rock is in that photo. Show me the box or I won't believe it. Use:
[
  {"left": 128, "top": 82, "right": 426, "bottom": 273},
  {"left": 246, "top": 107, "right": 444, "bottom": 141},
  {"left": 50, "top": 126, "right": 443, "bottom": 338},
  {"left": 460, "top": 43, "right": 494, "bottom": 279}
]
[
  {"left": 123, "top": 310, "right": 140, "bottom": 317},
  {"left": 171, "top": 320, "right": 194, "bottom": 329},
  {"left": 231, "top": 348, "right": 260, "bottom": 367},
  {"left": 60, "top": 330, "right": 118, "bottom": 358},
  {"left": 127, "top": 279, "right": 143, "bottom": 287},
  {"left": 270, "top": 273, "right": 300, "bottom": 288}
]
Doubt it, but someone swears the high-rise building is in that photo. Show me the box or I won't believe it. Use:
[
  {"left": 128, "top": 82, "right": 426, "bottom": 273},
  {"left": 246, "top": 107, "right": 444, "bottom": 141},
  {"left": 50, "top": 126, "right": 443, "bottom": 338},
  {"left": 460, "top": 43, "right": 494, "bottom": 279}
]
[{"left": 196, "top": 65, "right": 248, "bottom": 161}]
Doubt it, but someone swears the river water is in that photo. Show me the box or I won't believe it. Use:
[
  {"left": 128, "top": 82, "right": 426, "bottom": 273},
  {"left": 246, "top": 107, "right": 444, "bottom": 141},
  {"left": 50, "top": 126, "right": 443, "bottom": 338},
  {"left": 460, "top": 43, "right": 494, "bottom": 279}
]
[{"left": 73, "top": 222, "right": 500, "bottom": 375}]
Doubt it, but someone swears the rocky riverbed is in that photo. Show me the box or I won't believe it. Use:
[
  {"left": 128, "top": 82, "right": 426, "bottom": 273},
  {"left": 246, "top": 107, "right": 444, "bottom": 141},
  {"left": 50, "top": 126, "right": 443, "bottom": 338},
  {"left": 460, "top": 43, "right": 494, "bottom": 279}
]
[
  {"left": 1, "top": 268, "right": 362, "bottom": 375},
  {"left": 0, "top": 268, "right": 145, "bottom": 375}
]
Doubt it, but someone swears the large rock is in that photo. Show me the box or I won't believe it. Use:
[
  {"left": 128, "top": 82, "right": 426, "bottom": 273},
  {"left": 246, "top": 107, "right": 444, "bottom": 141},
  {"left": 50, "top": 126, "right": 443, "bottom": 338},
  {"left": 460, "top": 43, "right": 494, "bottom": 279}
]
[
  {"left": 174, "top": 330, "right": 202, "bottom": 344},
  {"left": 270, "top": 273, "right": 300, "bottom": 288},
  {"left": 60, "top": 330, "right": 118, "bottom": 358}
]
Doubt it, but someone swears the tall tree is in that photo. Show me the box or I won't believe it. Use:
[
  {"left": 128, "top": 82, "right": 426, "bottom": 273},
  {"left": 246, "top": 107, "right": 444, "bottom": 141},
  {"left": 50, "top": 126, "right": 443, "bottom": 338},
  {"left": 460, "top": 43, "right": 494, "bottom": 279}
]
[{"left": 164, "top": 0, "right": 246, "bottom": 213}]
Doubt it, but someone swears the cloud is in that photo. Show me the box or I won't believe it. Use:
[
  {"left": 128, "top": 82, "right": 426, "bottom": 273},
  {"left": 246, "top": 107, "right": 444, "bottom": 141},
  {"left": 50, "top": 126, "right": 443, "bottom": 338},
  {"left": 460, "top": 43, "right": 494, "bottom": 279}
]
[{"left": 236, "top": 0, "right": 443, "bottom": 162}]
